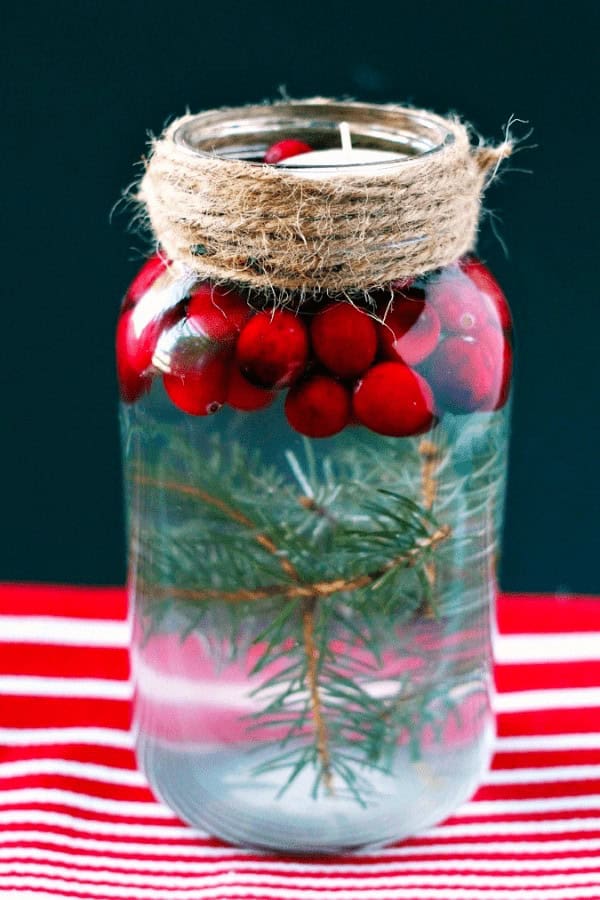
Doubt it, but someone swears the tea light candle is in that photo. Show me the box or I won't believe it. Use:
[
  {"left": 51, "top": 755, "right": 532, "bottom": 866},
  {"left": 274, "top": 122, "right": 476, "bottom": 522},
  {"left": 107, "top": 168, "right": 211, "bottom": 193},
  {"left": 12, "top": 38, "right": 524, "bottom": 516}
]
[{"left": 277, "top": 121, "right": 405, "bottom": 170}]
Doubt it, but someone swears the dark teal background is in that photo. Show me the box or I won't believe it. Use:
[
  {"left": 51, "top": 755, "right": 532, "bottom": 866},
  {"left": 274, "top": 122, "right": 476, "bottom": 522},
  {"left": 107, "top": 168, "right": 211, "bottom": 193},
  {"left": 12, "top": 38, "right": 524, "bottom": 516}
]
[{"left": 1, "top": 0, "right": 598, "bottom": 592}]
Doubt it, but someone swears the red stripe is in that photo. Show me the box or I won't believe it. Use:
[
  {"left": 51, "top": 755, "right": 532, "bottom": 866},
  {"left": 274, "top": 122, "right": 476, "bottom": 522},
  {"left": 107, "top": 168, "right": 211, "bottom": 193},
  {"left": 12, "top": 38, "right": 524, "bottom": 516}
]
[
  {"left": 0, "top": 744, "right": 136, "bottom": 769},
  {"left": 0, "top": 822, "right": 219, "bottom": 845},
  {"left": 496, "top": 661, "right": 600, "bottom": 692},
  {"left": 0, "top": 773, "right": 152, "bottom": 802},
  {"left": 493, "top": 749, "right": 600, "bottom": 769},
  {"left": 0, "top": 697, "right": 131, "bottom": 730},
  {"left": 0, "top": 584, "right": 127, "bottom": 620},
  {"left": 4, "top": 839, "right": 600, "bottom": 866},
  {"left": 3, "top": 855, "right": 600, "bottom": 880},
  {"left": 0, "top": 643, "right": 129, "bottom": 679},
  {"left": 474, "top": 780, "right": 600, "bottom": 801},
  {"left": 0, "top": 802, "right": 179, "bottom": 826},
  {"left": 497, "top": 594, "right": 600, "bottom": 634},
  {"left": 449, "top": 808, "right": 600, "bottom": 824},
  {"left": 497, "top": 707, "right": 600, "bottom": 736}
]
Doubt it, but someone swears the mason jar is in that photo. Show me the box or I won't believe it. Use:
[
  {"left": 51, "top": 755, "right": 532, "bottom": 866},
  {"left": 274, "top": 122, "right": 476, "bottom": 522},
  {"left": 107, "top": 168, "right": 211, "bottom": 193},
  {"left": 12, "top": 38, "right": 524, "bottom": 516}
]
[{"left": 118, "top": 102, "right": 513, "bottom": 853}]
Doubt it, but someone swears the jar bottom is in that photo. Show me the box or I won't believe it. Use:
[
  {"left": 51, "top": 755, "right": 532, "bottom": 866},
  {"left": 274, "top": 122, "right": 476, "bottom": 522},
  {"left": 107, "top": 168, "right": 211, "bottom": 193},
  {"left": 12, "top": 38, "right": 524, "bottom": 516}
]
[{"left": 136, "top": 718, "right": 495, "bottom": 853}]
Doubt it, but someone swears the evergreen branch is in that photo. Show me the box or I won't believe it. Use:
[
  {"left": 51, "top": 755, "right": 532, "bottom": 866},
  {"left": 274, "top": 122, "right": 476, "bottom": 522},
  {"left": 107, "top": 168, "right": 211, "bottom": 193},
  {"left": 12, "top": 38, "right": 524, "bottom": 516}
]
[
  {"left": 134, "top": 474, "right": 297, "bottom": 579},
  {"left": 138, "top": 525, "right": 450, "bottom": 604}
]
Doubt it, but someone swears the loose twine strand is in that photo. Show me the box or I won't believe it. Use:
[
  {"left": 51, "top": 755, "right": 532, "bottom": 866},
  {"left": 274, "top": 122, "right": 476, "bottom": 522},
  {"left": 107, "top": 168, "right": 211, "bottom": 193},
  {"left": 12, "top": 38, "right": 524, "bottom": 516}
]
[{"left": 137, "top": 99, "right": 512, "bottom": 296}]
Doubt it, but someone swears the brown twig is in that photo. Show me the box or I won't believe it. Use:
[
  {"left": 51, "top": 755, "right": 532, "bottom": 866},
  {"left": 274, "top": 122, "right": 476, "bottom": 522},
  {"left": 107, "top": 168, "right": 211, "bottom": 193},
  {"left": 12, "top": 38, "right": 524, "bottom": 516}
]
[
  {"left": 419, "top": 439, "right": 442, "bottom": 616},
  {"left": 138, "top": 526, "right": 451, "bottom": 604},
  {"left": 301, "top": 596, "right": 333, "bottom": 793}
]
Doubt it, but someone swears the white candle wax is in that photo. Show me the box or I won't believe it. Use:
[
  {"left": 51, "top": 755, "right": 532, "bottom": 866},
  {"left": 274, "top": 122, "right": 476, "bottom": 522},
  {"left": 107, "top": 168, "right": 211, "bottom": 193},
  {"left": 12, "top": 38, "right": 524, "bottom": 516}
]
[{"left": 276, "top": 121, "right": 405, "bottom": 173}]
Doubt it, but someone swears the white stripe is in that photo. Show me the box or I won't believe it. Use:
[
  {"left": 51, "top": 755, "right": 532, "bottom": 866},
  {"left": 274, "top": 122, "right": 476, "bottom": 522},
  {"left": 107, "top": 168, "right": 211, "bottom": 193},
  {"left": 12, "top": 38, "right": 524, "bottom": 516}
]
[
  {"left": 495, "top": 733, "right": 600, "bottom": 751},
  {"left": 0, "top": 726, "right": 133, "bottom": 748},
  {"left": 0, "top": 809, "right": 205, "bottom": 839},
  {"left": 2, "top": 872, "right": 600, "bottom": 899},
  {"left": 3, "top": 830, "right": 600, "bottom": 861},
  {"left": 0, "top": 675, "right": 132, "bottom": 700},
  {"left": 0, "top": 787, "right": 174, "bottom": 818},
  {"left": 460, "top": 795, "right": 600, "bottom": 816},
  {"left": 4, "top": 885, "right": 600, "bottom": 900},
  {"left": 2, "top": 847, "right": 600, "bottom": 875},
  {"left": 2, "top": 809, "right": 600, "bottom": 844},
  {"left": 2, "top": 864, "right": 600, "bottom": 889},
  {"left": 0, "top": 759, "right": 147, "bottom": 787},
  {"left": 2, "top": 788, "right": 599, "bottom": 824},
  {"left": 485, "top": 764, "right": 600, "bottom": 784},
  {"left": 0, "top": 616, "right": 129, "bottom": 647},
  {"left": 2, "top": 754, "right": 597, "bottom": 794},
  {"left": 1, "top": 727, "right": 597, "bottom": 754},
  {"left": 494, "top": 632, "right": 600, "bottom": 664},
  {"left": 0, "top": 828, "right": 600, "bottom": 856},
  {"left": 428, "top": 818, "right": 600, "bottom": 838},
  {"left": 496, "top": 686, "right": 600, "bottom": 712}
]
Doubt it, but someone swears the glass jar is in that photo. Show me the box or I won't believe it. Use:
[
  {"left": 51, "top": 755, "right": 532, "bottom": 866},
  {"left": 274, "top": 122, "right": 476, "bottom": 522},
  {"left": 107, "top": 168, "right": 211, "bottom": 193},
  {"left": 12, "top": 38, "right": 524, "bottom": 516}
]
[{"left": 118, "top": 105, "right": 513, "bottom": 853}]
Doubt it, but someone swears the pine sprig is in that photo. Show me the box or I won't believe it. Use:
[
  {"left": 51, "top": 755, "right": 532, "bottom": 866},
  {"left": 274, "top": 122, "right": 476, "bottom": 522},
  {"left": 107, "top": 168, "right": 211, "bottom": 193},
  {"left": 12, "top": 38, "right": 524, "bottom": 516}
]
[{"left": 126, "top": 412, "right": 506, "bottom": 803}]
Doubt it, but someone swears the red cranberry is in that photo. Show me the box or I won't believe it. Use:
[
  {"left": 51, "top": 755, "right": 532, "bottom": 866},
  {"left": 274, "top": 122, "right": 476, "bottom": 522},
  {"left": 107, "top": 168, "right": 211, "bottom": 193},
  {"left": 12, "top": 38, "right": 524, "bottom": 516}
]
[
  {"left": 353, "top": 362, "right": 436, "bottom": 437},
  {"left": 478, "top": 328, "right": 513, "bottom": 411},
  {"left": 426, "top": 336, "right": 497, "bottom": 414},
  {"left": 187, "top": 283, "right": 251, "bottom": 343},
  {"left": 227, "top": 366, "right": 275, "bottom": 411},
  {"left": 124, "top": 254, "right": 170, "bottom": 309},
  {"left": 264, "top": 139, "right": 313, "bottom": 164},
  {"left": 285, "top": 375, "right": 351, "bottom": 438},
  {"left": 118, "top": 298, "right": 184, "bottom": 376},
  {"left": 378, "top": 296, "right": 441, "bottom": 366},
  {"left": 461, "top": 257, "right": 512, "bottom": 331},
  {"left": 311, "top": 303, "right": 377, "bottom": 378},
  {"left": 116, "top": 311, "right": 152, "bottom": 403},
  {"left": 163, "top": 352, "right": 230, "bottom": 416},
  {"left": 236, "top": 310, "right": 309, "bottom": 389},
  {"left": 426, "top": 272, "right": 488, "bottom": 337}
]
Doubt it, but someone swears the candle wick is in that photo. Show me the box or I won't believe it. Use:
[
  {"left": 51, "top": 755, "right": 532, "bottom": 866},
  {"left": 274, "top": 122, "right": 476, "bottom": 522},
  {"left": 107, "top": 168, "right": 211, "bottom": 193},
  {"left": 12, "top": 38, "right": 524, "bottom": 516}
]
[{"left": 339, "top": 121, "right": 353, "bottom": 155}]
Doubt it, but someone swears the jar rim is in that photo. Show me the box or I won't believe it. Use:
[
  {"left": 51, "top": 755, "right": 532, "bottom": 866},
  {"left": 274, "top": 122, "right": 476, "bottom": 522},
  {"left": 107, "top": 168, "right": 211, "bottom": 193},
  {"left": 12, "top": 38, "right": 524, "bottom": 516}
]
[{"left": 172, "top": 100, "right": 455, "bottom": 171}]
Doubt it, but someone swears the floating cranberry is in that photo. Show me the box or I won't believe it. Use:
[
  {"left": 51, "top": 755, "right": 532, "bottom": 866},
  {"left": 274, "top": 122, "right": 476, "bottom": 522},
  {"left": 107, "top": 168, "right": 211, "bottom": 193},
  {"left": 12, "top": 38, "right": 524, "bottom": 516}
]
[
  {"left": 236, "top": 310, "right": 309, "bottom": 389},
  {"left": 461, "top": 257, "right": 512, "bottom": 331},
  {"left": 116, "top": 311, "right": 152, "bottom": 403},
  {"left": 124, "top": 254, "right": 170, "bottom": 309},
  {"left": 478, "top": 328, "right": 513, "bottom": 411},
  {"left": 227, "top": 366, "right": 275, "bottom": 411},
  {"left": 263, "top": 139, "right": 313, "bottom": 164},
  {"left": 426, "top": 272, "right": 488, "bottom": 337},
  {"left": 353, "top": 362, "right": 436, "bottom": 437},
  {"left": 426, "top": 336, "right": 496, "bottom": 414},
  {"left": 118, "top": 298, "right": 184, "bottom": 376},
  {"left": 163, "top": 352, "right": 230, "bottom": 416},
  {"left": 311, "top": 303, "right": 378, "bottom": 378},
  {"left": 378, "top": 297, "right": 441, "bottom": 366},
  {"left": 187, "top": 283, "right": 251, "bottom": 343},
  {"left": 285, "top": 375, "right": 351, "bottom": 438}
]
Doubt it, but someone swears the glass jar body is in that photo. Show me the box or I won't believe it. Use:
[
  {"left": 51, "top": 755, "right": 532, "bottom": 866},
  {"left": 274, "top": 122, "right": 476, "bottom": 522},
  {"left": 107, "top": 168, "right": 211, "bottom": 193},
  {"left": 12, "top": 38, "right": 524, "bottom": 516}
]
[{"left": 119, "top": 257, "right": 512, "bottom": 852}]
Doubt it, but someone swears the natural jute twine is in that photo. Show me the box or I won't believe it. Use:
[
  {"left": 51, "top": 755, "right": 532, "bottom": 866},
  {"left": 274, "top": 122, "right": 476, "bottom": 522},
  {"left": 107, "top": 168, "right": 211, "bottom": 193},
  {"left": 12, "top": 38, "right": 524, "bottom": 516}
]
[{"left": 138, "top": 99, "right": 511, "bottom": 295}]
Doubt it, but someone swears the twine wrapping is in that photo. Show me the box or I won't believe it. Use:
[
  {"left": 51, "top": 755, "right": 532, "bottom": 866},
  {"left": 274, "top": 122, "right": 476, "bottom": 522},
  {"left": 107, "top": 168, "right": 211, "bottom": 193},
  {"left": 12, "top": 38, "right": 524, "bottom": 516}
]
[{"left": 138, "top": 99, "right": 511, "bottom": 295}]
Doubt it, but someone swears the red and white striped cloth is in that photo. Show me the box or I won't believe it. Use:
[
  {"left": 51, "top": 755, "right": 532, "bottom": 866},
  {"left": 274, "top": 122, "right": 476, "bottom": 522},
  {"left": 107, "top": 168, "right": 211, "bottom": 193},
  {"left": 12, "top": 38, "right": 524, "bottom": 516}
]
[{"left": 0, "top": 584, "right": 599, "bottom": 900}]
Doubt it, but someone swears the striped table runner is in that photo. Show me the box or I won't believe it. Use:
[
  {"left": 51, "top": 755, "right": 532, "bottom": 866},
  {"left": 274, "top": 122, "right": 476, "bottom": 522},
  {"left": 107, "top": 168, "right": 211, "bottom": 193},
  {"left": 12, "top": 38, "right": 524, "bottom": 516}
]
[{"left": 0, "top": 585, "right": 599, "bottom": 899}]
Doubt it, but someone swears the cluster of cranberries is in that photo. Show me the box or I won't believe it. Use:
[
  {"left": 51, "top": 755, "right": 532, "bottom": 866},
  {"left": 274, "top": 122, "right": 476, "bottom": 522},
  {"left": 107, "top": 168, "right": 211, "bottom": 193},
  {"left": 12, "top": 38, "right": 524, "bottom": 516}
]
[
  {"left": 117, "top": 138, "right": 512, "bottom": 439},
  {"left": 116, "top": 254, "right": 512, "bottom": 440}
]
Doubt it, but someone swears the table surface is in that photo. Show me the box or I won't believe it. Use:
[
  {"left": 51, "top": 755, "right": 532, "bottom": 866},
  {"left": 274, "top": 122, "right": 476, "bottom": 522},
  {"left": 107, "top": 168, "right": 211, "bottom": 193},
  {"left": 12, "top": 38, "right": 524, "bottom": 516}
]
[{"left": 0, "top": 585, "right": 599, "bottom": 900}]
